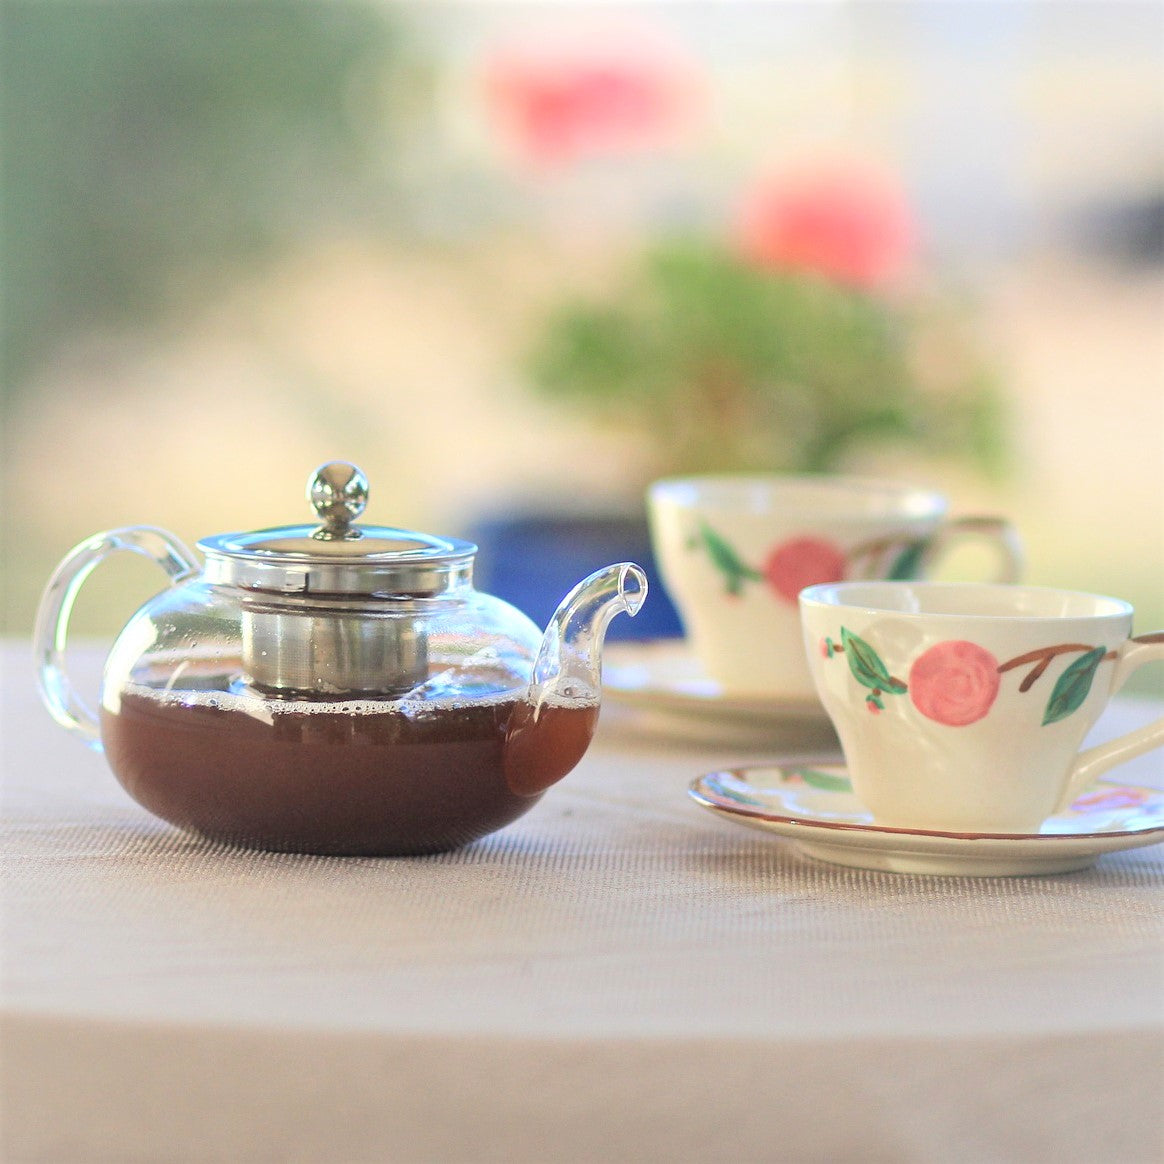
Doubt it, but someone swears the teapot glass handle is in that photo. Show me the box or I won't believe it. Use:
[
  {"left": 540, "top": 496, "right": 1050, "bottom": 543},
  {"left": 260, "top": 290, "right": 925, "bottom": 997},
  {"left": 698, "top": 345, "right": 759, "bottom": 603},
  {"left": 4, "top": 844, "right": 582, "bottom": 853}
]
[{"left": 33, "top": 526, "right": 201, "bottom": 749}]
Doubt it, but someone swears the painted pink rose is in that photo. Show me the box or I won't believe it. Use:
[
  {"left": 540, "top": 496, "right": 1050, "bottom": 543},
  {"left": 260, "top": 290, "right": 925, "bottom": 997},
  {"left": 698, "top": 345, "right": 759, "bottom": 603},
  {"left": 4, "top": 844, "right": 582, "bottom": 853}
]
[
  {"left": 908, "top": 640, "right": 1000, "bottom": 726},
  {"left": 736, "top": 160, "right": 914, "bottom": 289},
  {"left": 763, "top": 536, "right": 846, "bottom": 606}
]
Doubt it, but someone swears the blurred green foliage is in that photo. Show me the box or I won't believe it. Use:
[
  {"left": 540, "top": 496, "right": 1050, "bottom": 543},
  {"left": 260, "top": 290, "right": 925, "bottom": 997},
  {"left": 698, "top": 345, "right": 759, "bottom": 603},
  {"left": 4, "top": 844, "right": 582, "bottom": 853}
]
[
  {"left": 0, "top": 0, "right": 399, "bottom": 394},
  {"left": 528, "top": 242, "right": 1008, "bottom": 477}
]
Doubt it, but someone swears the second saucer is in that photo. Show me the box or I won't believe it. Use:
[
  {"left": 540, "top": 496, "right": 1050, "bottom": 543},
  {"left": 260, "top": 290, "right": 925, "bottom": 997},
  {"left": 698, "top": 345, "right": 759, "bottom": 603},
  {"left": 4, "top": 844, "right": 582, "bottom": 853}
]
[{"left": 602, "top": 640, "right": 837, "bottom": 750}]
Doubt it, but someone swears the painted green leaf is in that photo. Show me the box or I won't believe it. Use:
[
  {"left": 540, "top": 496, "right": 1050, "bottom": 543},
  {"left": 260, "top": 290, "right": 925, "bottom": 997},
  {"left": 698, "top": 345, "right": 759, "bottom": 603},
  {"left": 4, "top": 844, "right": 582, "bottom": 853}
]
[
  {"left": 840, "top": 627, "right": 907, "bottom": 694},
  {"left": 698, "top": 521, "right": 762, "bottom": 596},
  {"left": 1042, "top": 646, "right": 1107, "bottom": 725},
  {"left": 887, "top": 539, "right": 928, "bottom": 580},
  {"left": 793, "top": 767, "right": 853, "bottom": 793}
]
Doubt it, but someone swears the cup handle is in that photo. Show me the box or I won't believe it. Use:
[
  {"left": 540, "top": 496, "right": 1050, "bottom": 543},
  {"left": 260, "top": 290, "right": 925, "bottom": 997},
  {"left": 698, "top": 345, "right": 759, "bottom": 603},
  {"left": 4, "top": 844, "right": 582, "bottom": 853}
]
[
  {"left": 1059, "top": 633, "right": 1164, "bottom": 808},
  {"left": 924, "top": 515, "right": 1024, "bottom": 583},
  {"left": 33, "top": 526, "right": 201, "bottom": 749}
]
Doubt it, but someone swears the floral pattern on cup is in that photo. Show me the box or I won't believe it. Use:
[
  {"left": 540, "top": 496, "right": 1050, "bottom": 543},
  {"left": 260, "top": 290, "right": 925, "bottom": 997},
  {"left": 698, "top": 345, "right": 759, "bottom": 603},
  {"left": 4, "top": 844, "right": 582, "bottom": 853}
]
[
  {"left": 691, "top": 521, "right": 929, "bottom": 606},
  {"left": 909, "top": 640, "right": 1001, "bottom": 726},
  {"left": 820, "top": 627, "right": 1119, "bottom": 726},
  {"left": 763, "top": 537, "right": 847, "bottom": 604}
]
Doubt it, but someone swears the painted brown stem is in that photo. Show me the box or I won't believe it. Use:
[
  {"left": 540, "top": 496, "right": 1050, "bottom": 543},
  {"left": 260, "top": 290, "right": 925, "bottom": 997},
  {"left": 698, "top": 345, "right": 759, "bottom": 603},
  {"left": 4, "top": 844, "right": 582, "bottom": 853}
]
[
  {"left": 845, "top": 535, "right": 914, "bottom": 576},
  {"left": 997, "top": 644, "right": 1113, "bottom": 672},
  {"left": 998, "top": 642, "right": 1118, "bottom": 693},
  {"left": 1017, "top": 655, "right": 1053, "bottom": 693}
]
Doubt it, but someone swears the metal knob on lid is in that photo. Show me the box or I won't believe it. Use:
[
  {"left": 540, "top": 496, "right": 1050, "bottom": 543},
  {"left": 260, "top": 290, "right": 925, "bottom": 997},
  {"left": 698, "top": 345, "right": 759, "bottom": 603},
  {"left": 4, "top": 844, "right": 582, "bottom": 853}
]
[
  {"left": 309, "top": 462, "right": 368, "bottom": 541},
  {"left": 198, "top": 461, "right": 476, "bottom": 597},
  {"left": 201, "top": 460, "right": 477, "bottom": 699}
]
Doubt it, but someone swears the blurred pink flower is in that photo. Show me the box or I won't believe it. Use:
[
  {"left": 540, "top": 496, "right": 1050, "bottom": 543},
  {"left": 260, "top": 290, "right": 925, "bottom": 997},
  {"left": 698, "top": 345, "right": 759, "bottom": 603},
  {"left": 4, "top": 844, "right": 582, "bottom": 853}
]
[
  {"left": 737, "top": 162, "right": 915, "bottom": 289},
  {"left": 763, "top": 536, "right": 847, "bottom": 606},
  {"left": 482, "top": 24, "right": 699, "bottom": 167}
]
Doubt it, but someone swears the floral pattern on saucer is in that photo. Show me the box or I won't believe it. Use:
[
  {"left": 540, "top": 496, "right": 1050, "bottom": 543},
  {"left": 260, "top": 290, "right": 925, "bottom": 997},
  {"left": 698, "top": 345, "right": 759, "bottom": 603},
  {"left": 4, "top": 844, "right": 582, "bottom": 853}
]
[
  {"left": 702, "top": 764, "right": 1160, "bottom": 828},
  {"left": 689, "top": 763, "right": 1164, "bottom": 876}
]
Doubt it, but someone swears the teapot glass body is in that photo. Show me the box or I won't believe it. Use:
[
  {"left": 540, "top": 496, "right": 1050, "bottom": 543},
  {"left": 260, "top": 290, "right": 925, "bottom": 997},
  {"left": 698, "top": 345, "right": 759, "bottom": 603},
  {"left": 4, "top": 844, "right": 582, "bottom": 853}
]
[{"left": 34, "top": 465, "right": 645, "bottom": 855}]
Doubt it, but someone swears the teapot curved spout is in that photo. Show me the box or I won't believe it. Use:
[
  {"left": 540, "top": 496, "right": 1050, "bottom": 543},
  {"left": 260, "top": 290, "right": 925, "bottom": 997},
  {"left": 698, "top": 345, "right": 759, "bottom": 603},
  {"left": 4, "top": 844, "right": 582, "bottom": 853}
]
[
  {"left": 530, "top": 562, "right": 648, "bottom": 699},
  {"left": 503, "top": 563, "right": 647, "bottom": 797}
]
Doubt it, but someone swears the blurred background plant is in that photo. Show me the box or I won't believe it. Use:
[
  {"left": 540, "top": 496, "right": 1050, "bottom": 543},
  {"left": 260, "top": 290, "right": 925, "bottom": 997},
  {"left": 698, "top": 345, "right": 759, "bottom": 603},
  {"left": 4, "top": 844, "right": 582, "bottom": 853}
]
[
  {"left": 1, "top": 0, "right": 405, "bottom": 398},
  {"left": 526, "top": 160, "right": 1007, "bottom": 482},
  {"left": 1, "top": 2, "right": 1160, "bottom": 666}
]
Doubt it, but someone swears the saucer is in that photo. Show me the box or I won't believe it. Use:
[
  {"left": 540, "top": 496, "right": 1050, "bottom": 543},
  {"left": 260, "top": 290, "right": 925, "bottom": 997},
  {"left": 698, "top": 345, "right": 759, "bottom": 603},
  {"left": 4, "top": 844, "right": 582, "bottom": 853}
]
[
  {"left": 689, "top": 763, "right": 1164, "bottom": 876},
  {"left": 603, "top": 640, "right": 837, "bottom": 749}
]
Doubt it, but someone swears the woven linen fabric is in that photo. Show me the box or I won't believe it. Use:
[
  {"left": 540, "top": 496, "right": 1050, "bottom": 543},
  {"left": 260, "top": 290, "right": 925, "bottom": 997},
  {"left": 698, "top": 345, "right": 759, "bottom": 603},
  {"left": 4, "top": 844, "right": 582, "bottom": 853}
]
[{"left": 3, "top": 643, "right": 1162, "bottom": 1163}]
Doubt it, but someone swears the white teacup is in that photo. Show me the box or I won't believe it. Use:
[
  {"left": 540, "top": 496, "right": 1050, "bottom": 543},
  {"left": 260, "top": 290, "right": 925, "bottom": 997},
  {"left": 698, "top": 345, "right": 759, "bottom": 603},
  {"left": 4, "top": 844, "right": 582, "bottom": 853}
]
[
  {"left": 647, "top": 475, "right": 1022, "bottom": 698},
  {"left": 799, "top": 581, "right": 1164, "bottom": 833}
]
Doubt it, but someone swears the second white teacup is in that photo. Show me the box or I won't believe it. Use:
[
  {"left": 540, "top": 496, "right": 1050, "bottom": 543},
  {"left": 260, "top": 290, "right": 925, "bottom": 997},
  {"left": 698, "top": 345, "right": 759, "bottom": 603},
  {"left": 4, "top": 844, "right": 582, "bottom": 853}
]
[
  {"left": 800, "top": 581, "right": 1164, "bottom": 833},
  {"left": 647, "top": 475, "right": 1022, "bottom": 699}
]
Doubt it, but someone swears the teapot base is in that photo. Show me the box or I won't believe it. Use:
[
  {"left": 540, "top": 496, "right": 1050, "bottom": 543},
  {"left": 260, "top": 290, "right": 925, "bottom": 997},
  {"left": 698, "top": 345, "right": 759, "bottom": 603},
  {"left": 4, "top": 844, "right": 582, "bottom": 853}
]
[
  {"left": 101, "top": 689, "right": 549, "bottom": 857},
  {"left": 173, "top": 820, "right": 536, "bottom": 858}
]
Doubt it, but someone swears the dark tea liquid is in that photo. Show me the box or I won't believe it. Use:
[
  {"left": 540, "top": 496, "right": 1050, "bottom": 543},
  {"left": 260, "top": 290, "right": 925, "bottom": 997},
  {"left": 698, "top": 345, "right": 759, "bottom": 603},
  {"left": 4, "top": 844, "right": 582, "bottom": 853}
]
[{"left": 101, "top": 684, "right": 598, "bottom": 856}]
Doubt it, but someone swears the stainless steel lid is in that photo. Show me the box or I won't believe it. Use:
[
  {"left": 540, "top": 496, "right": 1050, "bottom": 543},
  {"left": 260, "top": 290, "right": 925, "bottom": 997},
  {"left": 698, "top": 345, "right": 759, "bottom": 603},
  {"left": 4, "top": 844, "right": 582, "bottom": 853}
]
[
  {"left": 199, "top": 462, "right": 476, "bottom": 697},
  {"left": 199, "top": 461, "right": 476, "bottom": 598}
]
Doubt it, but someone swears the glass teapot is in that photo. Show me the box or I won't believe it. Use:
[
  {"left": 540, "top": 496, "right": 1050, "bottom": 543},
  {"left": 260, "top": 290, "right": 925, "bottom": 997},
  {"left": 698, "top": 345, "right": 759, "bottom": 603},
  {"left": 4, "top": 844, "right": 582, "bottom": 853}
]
[{"left": 35, "top": 462, "right": 646, "bottom": 855}]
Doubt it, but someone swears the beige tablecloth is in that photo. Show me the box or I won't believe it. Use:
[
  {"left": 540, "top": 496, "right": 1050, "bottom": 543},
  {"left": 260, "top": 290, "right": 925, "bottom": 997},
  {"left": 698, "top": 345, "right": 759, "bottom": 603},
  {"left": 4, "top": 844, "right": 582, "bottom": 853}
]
[{"left": 3, "top": 641, "right": 1162, "bottom": 1163}]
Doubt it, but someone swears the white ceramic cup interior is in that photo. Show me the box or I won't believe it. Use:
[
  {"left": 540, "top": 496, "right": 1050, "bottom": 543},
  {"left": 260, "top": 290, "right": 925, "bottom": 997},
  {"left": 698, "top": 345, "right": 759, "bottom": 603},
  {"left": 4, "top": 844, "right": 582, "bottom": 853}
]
[
  {"left": 647, "top": 475, "right": 1022, "bottom": 699},
  {"left": 799, "top": 581, "right": 1164, "bottom": 833}
]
